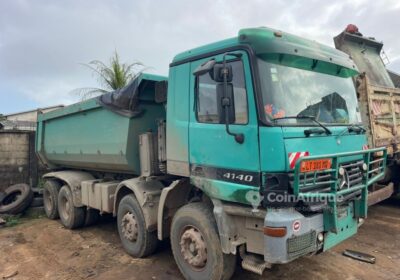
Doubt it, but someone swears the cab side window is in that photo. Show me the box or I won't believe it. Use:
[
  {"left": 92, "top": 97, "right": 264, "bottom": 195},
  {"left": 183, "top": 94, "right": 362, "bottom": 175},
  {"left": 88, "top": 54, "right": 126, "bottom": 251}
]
[{"left": 196, "top": 60, "right": 248, "bottom": 124}]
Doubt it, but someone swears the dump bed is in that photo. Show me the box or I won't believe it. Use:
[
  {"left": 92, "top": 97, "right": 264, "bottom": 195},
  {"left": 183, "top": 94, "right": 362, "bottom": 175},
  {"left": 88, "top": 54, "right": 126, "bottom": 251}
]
[
  {"left": 334, "top": 30, "right": 394, "bottom": 88},
  {"left": 356, "top": 74, "right": 400, "bottom": 155},
  {"left": 36, "top": 73, "right": 167, "bottom": 174},
  {"left": 334, "top": 28, "right": 400, "bottom": 156}
]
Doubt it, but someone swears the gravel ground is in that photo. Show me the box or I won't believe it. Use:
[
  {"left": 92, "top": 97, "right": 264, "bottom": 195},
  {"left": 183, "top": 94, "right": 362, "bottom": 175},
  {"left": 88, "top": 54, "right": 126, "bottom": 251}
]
[{"left": 0, "top": 198, "right": 399, "bottom": 280}]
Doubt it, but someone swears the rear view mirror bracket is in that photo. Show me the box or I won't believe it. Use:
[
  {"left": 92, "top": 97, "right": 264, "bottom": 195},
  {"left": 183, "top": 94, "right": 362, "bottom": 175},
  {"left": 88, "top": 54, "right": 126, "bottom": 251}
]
[
  {"left": 220, "top": 52, "right": 245, "bottom": 144},
  {"left": 193, "top": 59, "right": 216, "bottom": 76}
]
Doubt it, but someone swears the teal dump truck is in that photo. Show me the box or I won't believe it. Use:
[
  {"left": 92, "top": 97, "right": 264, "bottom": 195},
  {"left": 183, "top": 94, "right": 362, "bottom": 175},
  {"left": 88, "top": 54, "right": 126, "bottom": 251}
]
[{"left": 36, "top": 27, "right": 386, "bottom": 279}]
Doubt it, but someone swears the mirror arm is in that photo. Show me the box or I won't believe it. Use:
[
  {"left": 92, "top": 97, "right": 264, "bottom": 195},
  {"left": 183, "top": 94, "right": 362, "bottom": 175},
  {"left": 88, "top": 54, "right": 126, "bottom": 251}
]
[
  {"left": 222, "top": 53, "right": 245, "bottom": 144},
  {"left": 224, "top": 108, "right": 244, "bottom": 144}
]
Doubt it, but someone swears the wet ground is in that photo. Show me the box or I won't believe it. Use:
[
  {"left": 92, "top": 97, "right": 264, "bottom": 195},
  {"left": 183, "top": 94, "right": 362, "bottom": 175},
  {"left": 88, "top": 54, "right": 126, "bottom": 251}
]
[{"left": 0, "top": 198, "right": 399, "bottom": 280}]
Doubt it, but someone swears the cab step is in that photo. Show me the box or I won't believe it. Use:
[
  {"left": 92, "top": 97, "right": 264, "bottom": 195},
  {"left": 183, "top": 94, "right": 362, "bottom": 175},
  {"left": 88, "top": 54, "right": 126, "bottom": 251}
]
[{"left": 239, "top": 246, "right": 271, "bottom": 275}]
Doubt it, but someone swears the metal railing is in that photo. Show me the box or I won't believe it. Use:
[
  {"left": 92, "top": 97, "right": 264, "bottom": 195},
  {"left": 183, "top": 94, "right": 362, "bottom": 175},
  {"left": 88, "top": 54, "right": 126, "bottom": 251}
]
[{"left": 292, "top": 147, "right": 387, "bottom": 233}]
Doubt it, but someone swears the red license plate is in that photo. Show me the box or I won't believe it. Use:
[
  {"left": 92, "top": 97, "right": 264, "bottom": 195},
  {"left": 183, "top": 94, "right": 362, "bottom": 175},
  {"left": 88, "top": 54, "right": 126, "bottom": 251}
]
[{"left": 300, "top": 159, "right": 332, "bottom": 173}]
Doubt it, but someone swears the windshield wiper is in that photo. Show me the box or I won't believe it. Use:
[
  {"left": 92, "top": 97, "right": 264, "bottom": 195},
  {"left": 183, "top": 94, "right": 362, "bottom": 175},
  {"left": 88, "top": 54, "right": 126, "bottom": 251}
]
[
  {"left": 339, "top": 124, "right": 366, "bottom": 136},
  {"left": 273, "top": 115, "right": 332, "bottom": 136},
  {"left": 348, "top": 124, "right": 366, "bottom": 133}
]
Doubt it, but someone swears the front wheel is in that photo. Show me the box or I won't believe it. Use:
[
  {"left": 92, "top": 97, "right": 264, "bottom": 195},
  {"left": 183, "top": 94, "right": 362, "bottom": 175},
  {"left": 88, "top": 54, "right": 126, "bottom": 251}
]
[
  {"left": 117, "top": 194, "right": 158, "bottom": 257},
  {"left": 170, "top": 203, "right": 236, "bottom": 280}
]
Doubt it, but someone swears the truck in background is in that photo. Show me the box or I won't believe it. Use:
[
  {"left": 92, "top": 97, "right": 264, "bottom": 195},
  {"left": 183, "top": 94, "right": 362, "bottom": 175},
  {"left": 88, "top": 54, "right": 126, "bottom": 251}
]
[
  {"left": 334, "top": 24, "right": 399, "bottom": 205},
  {"left": 36, "top": 27, "right": 386, "bottom": 279}
]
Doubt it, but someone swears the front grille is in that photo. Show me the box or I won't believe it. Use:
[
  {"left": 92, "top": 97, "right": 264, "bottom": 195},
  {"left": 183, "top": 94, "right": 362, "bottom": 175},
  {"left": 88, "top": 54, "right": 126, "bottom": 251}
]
[
  {"left": 287, "top": 231, "right": 317, "bottom": 260},
  {"left": 290, "top": 148, "right": 386, "bottom": 232},
  {"left": 290, "top": 160, "right": 364, "bottom": 194}
]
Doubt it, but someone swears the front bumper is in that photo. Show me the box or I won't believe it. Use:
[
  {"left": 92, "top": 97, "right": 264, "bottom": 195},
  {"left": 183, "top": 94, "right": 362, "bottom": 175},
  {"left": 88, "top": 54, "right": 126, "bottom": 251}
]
[
  {"left": 264, "top": 208, "right": 323, "bottom": 263},
  {"left": 264, "top": 203, "right": 361, "bottom": 263}
]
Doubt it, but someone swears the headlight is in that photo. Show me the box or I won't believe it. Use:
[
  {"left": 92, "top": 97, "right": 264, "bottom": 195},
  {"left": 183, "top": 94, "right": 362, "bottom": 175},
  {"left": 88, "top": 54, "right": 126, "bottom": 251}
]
[{"left": 362, "top": 163, "right": 368, "bottom": 171}]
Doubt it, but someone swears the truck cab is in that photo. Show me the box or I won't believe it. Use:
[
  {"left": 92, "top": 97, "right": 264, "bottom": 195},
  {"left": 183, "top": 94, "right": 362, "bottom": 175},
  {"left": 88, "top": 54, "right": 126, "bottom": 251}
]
[{"left": 166, "top": 27, "right": 386, "bottom": 267}]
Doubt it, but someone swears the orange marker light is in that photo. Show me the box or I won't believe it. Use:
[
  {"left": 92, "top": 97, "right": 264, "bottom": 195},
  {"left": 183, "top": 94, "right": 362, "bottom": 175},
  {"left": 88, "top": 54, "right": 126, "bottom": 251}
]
[{"left": 263, "top": 226, "right": 287, "bottom": 237}]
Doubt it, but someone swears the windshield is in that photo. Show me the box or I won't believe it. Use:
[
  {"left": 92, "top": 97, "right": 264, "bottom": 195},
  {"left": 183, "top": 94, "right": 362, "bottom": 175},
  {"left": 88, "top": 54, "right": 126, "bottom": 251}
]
[{"left": 257, "top": 59, "right": 361, "bottom": 126}]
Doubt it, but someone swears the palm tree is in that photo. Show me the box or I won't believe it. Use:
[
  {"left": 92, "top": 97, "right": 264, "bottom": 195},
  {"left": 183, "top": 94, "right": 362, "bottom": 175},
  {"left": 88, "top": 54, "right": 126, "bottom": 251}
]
[{"left": 72, "top": 51, "right": 145, "bottom": 100}]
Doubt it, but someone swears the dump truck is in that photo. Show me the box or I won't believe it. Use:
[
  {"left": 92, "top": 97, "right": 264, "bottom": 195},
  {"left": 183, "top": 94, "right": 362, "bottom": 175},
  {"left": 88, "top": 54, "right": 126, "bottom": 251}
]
[
  {"left": 334, "top": 24, "right": 398, "bottom": 205},
  {"left": 36, "top": 27, "right": 386, "bottom": 279}
]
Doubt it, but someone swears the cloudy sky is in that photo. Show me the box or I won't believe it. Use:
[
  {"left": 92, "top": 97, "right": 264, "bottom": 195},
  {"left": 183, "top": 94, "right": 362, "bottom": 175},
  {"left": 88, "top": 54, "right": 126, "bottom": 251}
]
[{"left": 1, "top": 0, "right": 399, "bottom": 114}]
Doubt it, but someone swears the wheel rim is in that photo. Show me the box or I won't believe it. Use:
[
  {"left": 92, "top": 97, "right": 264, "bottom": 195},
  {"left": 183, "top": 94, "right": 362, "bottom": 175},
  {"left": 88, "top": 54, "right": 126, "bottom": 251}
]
[
  {"left": 60, "top": 194, "right": 70, "bottom": 220},
  {"left": 179, "top": 226, "right": 207, "bottom": 270},
  {"left": 44, "top": 189, "right": 52, "bottom": 211},
  {"left": 121, "top": 212, "right": 138, "bottom": 242}
]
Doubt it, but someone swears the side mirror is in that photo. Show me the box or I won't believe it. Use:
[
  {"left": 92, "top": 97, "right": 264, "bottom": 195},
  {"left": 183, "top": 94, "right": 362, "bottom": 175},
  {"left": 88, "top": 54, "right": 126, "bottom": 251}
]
[
  {"left": 194, "top": 52, "right": 245, "bottom": 144},
  {"left": 217, "top": 83, "right": 235, "bottom": 124}
]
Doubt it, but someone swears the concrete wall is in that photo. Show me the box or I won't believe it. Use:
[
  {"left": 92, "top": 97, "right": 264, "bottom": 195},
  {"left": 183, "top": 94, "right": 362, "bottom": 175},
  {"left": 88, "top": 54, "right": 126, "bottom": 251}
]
[
  {"left": 0, "top": 131, "right": 41, "bottom": 192},
  {"left": 6, "top": 111, "right": 38, "bottom": 122},
  {"left": 6, "top": 106, "right": 64, "bottom": 123}
]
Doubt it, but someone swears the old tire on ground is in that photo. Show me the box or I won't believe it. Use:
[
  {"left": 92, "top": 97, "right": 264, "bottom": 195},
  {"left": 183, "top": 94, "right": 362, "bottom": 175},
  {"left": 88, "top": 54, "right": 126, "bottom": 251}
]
[
  {"left": 0, "top": 192, "right": 6, "bottom": 204},
  {"left": 84, "top": 208, "right": 100, "bottom": 227},
  {"left": 43, "top": 180, "right": 62, "bottom": 219},
  {"left": 170, "top": 202, "right": 236, "bottom": 280},
  {"left": 32, "top": 187, "right": 44, "bottom": 195},
  {"left": 117, "top": 194, "right": 158, "bottom": 258},
  {"left": 31, "top": 196, "right": 44, "bottom": 207},
  {"left": 0, "top": 184, "right": 33, "bottom": 215},
  {"left": 58, "top": 185, "right": 85, "bottom": 229}
]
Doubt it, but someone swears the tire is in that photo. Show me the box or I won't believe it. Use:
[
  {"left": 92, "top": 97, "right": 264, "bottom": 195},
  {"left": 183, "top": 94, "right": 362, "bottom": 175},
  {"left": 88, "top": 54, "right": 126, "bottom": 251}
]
[
  {"left": 43, "top": 180, "right": 62, "bottom": 219},
  {"left": 170, "top": 203, "right": 236, "bottom": 280},
  {"left": 117, "top": 194, "right": 158, "bottom": 258},
  {"left": 0, "top": 184, "right": 33, "bottom": 215},
  {"left": 0, "top": 192, "right": 5, "bottom": 204},
  {"left": 84, "top": 208, "right": 100, "bottom": 227},
  {"left": 31, "top": 196, "right": 44, "bottom": 207},
  {"left": 57, "top": 185, "right": 85, "bottom": 229},
  {"left": 32, "top": 187, "right": 44, "bottom": 195}
]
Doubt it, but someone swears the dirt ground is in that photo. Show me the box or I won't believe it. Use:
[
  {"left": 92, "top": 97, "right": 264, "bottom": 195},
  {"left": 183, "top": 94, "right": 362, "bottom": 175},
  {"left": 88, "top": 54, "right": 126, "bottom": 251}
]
[{"left": 1, "top": 199, "right": 399, "bottom": 280}]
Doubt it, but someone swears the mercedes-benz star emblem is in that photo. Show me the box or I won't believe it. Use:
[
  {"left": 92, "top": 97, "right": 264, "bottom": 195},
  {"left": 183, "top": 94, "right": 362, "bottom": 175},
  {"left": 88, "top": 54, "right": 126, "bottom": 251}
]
[{"left": 339, "top": 169, "right": 350, "bottom": 190}]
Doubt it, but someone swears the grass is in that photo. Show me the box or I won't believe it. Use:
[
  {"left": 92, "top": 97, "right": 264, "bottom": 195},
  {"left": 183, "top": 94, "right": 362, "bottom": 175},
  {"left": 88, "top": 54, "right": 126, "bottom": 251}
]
[
  {"left": 0, "top": 208, "right": 45, "bottom": 227},
  {"left": 36, "top": 178, "right": 46, "bottom": 189},
  {"left": 0, "top": 214, "right": 22, "bottom": 227}
]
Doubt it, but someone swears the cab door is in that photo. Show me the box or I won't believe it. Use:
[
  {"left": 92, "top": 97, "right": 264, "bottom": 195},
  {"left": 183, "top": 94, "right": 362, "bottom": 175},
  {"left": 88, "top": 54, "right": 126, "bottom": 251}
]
[{"left": 188, "top": 51, "right": 260, "bottom": 204}]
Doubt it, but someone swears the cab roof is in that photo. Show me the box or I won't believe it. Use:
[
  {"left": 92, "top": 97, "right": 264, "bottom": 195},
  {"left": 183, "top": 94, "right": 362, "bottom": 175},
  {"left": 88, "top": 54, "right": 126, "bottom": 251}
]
[{"left": 171, "top": 27, "right": 358, "bottom": 77}]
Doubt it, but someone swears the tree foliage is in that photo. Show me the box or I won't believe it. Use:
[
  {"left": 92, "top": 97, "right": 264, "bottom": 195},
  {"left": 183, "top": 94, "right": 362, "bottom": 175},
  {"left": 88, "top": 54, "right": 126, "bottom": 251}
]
[{"left": 72, "top": 51, "right": 145, "bottom": 100}]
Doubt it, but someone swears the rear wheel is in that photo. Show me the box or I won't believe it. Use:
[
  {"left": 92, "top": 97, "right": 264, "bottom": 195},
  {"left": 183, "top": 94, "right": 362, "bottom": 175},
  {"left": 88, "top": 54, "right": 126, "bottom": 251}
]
[
  {"left": 43, "top": 180, "right": 62, "bottom": 219},
  {"left": 117, "top": 194, "right": 158, "bottom": 257},
  {"left": 57, "top": 185, "right": 85, "bottom": 229},
  {"left": 170, "top": 203, "right": 236, "bottom": 280}
]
